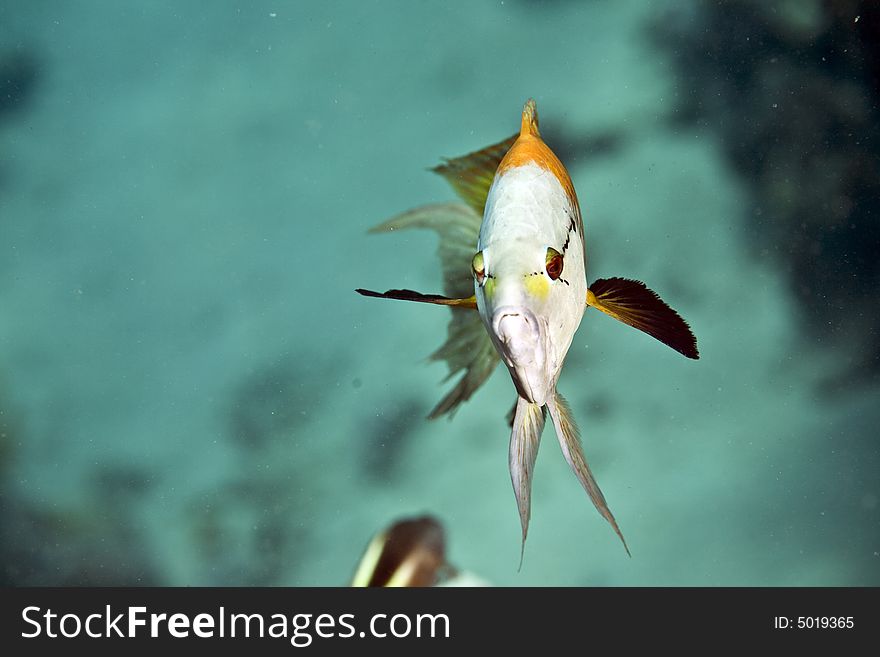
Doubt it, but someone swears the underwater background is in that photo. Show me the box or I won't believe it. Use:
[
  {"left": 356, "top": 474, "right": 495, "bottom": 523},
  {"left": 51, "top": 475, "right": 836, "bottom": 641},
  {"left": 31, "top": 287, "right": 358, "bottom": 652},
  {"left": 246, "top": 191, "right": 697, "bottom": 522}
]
[{"left": 1, "top": 0, "right": 878, "bottom": 586}]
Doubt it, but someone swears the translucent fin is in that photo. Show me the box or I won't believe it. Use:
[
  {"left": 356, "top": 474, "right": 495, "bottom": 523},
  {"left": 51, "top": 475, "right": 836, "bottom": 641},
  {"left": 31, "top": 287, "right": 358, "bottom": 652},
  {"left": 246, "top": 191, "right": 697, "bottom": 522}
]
[
  {"left": 547, "top": 391, "right": 631, "bottom": 556},
  {"left": 587, "top": 277, "right": 699, "bottom": 360},
  {"left": 506, "top": 398, "right": 517, "bottom": 427},
  {"left": 426, "top": 322, "right": 499, "bottom": 419},
  {"left": 355, "top": 288, "right": 475, "bottom": 309},
  {"left": 509, "top": 397, "right": 546, "bottom": 568},
  {"left": 370, "top": 202, "right": 481, "bottom": 299},
  {"left": 367, "top": 202, "right": 500, "bottom": 418},
  {"left": 431, "top": 135, "right": 517, "bottom": 216}
]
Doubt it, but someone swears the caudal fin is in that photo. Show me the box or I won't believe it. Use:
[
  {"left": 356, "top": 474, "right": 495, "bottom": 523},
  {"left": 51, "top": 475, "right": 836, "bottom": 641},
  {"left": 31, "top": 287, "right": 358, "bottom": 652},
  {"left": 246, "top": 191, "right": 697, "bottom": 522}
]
[
  {"left": 509, "top": 396, "right": 546, "bottom": 568},
  {"left": 547, "top": 392, "right": 631, "bottom": 556}
]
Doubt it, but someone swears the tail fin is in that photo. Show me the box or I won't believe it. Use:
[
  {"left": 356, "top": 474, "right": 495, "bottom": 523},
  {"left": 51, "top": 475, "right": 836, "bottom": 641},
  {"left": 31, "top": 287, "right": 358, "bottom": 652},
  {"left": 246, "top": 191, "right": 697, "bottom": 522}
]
[
  {"left": 547, "top": 392, "right": 631, "bottom": 556},
  {"left": 509, "top": 397, "right": 546, "bottom": 568}
]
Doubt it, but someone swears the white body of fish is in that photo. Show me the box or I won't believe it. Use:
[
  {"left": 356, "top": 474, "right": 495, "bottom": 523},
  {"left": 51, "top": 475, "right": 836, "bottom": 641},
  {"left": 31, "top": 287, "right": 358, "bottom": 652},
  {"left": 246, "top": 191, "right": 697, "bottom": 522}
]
[
  {"left": 472, "top": 101, "right": 630, "bottom": 558},
  {"left": 477, "top": 161, "right": 586, "bottom": 407}
]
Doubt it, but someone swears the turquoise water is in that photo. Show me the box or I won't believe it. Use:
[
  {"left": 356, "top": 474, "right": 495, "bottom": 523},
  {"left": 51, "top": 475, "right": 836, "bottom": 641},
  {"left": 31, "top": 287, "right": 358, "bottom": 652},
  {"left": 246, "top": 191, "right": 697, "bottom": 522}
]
[{"left": 1, "top": 1, "right": 877, "bottom": 586}]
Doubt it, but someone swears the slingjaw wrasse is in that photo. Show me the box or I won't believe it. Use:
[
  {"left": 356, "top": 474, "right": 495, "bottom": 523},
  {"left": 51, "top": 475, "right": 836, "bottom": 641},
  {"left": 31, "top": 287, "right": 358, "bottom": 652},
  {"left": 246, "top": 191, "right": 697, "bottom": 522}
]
[{"left": 357, "top": 100, "right": 698, "bottom": 561}]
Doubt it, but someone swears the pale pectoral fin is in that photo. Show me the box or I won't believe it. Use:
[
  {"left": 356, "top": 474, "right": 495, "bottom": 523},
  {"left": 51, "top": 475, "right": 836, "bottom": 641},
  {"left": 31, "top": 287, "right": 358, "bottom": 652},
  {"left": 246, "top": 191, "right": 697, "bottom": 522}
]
[
  {"left": 368, "top": 202, "right": 481, "bottom": 299},
  {"left": 509, "top": 397, "right": 546, "bottom": 569},
  {"left": 356, "top": 288, "right": 477, "bottom": 309},
  {"left": 427, "top": 323, "right": 499, "bottom": 419},
  {"left": 547, "top": 392, "right": 630, "bottom": 557},
  {"left": 587, "top": 277, "right": 699, "bottom": 360},
  {"left": 506, "top": 398, "right": 517, "bottom": 427},
  {"left": 356, "top": 287, "right": 499, "bottom": 417},
  {"left": 432, "top": 134, "right": 518, "bottom": 216},
  {"left": 364, "top": 197, "right": 499, "bottom": 418}
]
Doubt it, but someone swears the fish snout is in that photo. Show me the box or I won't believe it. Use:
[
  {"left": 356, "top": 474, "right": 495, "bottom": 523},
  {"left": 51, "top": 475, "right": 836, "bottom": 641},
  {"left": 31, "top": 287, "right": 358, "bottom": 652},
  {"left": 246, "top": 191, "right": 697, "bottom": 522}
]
[
  {"left": 490, "top": 306, "right": 552, "bottom": 404},
  {"left": 492, "top": 306, "right": 540, "bottom": 349}
]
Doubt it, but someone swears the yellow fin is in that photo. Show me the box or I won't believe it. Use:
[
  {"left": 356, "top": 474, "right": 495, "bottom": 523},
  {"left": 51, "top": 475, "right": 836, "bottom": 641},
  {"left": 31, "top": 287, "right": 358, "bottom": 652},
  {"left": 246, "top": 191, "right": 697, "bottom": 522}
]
[
  {"left": 548, "top": 392, "right": 631, "bottom": 557},
  {"left": 587, "top": 277, "right": 699, "bottom": 359},
  {"left": 432, "top": 135, "right": 517, "bottom": 216}
]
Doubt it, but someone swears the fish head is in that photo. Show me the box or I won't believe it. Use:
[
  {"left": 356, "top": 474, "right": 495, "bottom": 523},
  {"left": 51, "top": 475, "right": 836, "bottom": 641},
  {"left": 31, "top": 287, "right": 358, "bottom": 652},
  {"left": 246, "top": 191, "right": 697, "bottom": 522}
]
[{"left": 473, "top": 236, "right": 585, "bottom": 406}]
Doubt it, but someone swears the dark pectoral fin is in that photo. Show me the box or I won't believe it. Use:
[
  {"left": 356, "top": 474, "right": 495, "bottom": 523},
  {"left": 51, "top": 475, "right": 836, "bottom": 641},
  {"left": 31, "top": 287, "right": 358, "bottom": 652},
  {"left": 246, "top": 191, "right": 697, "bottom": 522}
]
[
  {"left": 356, "top": 288, "right": 477, "bottom": 309},
  {"left": 587, "top": 277, "right": 699, "bottom": 359}
]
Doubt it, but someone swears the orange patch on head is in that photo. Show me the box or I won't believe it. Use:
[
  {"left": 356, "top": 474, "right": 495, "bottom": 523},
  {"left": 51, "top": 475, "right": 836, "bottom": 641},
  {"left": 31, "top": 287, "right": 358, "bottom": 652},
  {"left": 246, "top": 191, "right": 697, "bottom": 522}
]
[{"left": 497, "top": 103, "right": 579, "bottom": 212}]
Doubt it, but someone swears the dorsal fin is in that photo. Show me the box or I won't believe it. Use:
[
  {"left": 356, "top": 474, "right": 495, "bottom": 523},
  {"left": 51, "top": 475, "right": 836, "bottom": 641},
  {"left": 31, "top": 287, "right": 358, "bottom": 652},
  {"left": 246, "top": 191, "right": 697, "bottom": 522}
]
[
  {"left": 521, "top": 98, "right": 540, "bottom": 137},
  {"left": 431, "top": 134, "right": 517, "bottom": 216},
  {"left": 496, "top": 99, "right": 583, "bottom": 240}
]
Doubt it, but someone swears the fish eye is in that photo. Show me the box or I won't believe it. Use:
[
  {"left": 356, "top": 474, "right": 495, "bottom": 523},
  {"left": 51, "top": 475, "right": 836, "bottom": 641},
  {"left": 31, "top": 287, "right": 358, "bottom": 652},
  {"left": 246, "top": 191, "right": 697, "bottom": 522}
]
[
  {"left": 545, "top": 247, "right": 564, "bottom": 280},
  {"left": 472, "top": 251, "right": 486, "bottom": 284}
]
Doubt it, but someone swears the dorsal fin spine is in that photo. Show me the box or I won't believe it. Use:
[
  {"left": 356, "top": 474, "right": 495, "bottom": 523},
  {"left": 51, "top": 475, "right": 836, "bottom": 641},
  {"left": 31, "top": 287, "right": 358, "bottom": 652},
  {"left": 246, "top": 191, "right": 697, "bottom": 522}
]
[{"left": 521, "top": 98, "right": 540, "bottom": 137}]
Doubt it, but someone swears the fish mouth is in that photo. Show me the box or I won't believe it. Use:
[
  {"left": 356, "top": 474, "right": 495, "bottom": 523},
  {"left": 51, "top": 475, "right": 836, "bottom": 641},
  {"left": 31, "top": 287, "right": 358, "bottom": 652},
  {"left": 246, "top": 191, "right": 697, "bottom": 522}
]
[{"left": 491, "top": 306, "right": 551, "bottom": 405}]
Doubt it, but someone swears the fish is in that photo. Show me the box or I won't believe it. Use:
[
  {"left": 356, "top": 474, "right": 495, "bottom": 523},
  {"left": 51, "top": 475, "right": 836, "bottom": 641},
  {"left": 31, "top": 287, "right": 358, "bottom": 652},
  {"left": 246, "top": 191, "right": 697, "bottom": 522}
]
[
  {"left": 350, "top": 515, "right": 490, "bottom": 587},
  {"left": 351, "top": 516, "right": 448, "bottom": 587},
  {"left": 356, "top": 99, "right": 698, "bottom": 560}
]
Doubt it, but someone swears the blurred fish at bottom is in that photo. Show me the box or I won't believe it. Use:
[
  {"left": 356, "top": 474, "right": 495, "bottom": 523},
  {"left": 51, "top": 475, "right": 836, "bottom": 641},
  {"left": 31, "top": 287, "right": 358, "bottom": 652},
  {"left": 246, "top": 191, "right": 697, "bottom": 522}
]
[{"left": 351, "top": 516, "right": 489, "bottom": 587}]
